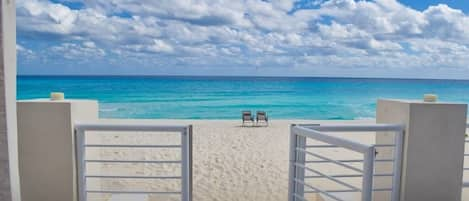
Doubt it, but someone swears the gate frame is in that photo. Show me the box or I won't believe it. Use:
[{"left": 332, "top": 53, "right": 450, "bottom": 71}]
[
  {"left": 288, "top": 124, "right": 404, "bottom": 201},
  {"left": 74, "top": 123, "right": 193, "bottom": 201}
]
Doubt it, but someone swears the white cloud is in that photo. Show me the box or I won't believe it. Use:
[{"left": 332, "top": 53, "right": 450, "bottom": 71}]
[
  {"left": 423, "top": 4, "right": 469, "bottom": 42},
  {"left": 15, "top": 0, "right": 469, "bottom": 77},
  {"left": 17, "top": 0, "right": 77, "bottom": 35},
  {"left": 318, "top": 22, "right": 368, "bottom": 39},
  {"left": 146, "top": 39, "right": 174, "bottom": 53},
  {"left": 49, "top": 42, "right": 106, "bottom": 60},
  {"left": 82, "top": 41, "right": 96, "bottom": 48},
  {"left": 16, "top": 44, "right": 27, "bottom": 52},
  {"left": 17, "top": 44, "right": 36, "bottom": 60}
]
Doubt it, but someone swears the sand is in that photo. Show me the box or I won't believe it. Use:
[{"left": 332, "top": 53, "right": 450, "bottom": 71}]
[{"left": 83, "top": 119, "right": 469, "bottom": 201}]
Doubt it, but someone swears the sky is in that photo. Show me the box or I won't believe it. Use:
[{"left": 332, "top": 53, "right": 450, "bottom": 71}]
[{"left": 16, "top": 0, "right": 469, "bottom": 79}]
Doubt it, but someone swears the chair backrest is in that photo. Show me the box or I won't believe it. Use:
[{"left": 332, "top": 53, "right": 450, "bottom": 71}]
[
  {"left": 242, "top": 111, "right": 252, "bottom": 120},
  {"left": 257, "top": 111, "right": 267, "bottom": 120}
]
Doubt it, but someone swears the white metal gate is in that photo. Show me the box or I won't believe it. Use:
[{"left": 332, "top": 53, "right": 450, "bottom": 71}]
[
  {"left": 74, "top": 123, "right": 192, "bottom": 201},
  {"left": 289, "top": 124, "right": 404, "bottom": 201}
]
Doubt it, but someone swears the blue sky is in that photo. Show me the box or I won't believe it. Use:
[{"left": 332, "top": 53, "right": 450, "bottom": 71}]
[
  {"left": 16, "top": 0, "right": 469, "bottom": 79},
  {"left": 400, "top": 0, "right": 468, "bottom": 12}
]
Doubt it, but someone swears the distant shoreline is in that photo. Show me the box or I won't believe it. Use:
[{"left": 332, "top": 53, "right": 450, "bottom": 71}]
[{"left": 16, "top": 74, "right": 469, "bottom": 82}]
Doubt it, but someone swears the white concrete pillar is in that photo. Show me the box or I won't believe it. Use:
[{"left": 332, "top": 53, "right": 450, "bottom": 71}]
[
  {"left": 0, "top": 0, "right": 19, "bottom": 201},
  {"left": 376, "top": 99, "right": 467, "bottom": 201},
  {"left": 17, "top": 99, "right": 98, "bottom": 201}
]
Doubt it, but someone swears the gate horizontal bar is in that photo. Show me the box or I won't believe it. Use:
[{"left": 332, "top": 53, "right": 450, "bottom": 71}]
[
  {"left": 85, "top": 175, "right": 181, "bottom": 179},
  {"left": 85, "top": 160, "right": 181, "bottom": 164},
  {"left": 85, "top": 144, "right": 181, "bottom": 148},
  {"left": 295, "top": 163, "right": 360, "bottom": 191},
  {"left": 307, "top": 144, "right": 395, "bottom": 148},
  {"left": 296, "top": 148, "right": 363, "bottom": 173},
  {"left": 75, "top": 122, "right": 188, "bottom": 132},
  {"left": 87, "top": 190, "right": 181, "bottom": 194},
  {"left": 301, "top": 124, "right": 404, "bottom": 132},
  {"left": 294, "top": 179, "right": 345, "bottom": 201},
  {"left": 292, "top": 126, "right": 372, "bottom": 153},
  {"left": 305, "top": 173, "right": 393, "bottom": 178},
  {"left": 306, "top": 159, "right": 393, "bottom": 163}
]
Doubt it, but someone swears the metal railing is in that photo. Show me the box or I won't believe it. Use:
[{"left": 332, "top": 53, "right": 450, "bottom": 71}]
[
  {"left": 288, "top": 124, "right": 404, "bottom": 201},
  {"left": 74, "top": 122, "right": 192, "bottom": 201},
  {"left": 463, "top": 123, "right": 469, "bottom": 188}
]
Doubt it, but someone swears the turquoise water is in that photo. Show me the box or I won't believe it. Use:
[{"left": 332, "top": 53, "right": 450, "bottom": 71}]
[{"left": 17, "top": 76, "right": 469, "bottom": 120}]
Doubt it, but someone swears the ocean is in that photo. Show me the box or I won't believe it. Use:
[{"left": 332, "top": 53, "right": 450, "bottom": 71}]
[{"left": 17, "top": 76, "right": 469, "bottom": 120}]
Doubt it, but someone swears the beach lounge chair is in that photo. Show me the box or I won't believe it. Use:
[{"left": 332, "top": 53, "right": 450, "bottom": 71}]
[
  {"left": 256, "top": 111, "right": 268, "bottom": 126},
  {"left": 242, "top": 111, "right": 254, "bottom": 126}
]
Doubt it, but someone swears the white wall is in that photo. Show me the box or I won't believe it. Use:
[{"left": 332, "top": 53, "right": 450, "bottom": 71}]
[
  {"left": 17, "top": 100, "right": 98, "bottom": 201},
  {"left": 377, "top": 99, "right": 467, "bottom": 201},
  {"left": 0, "top": 0, "right": 20, "bottom": 200}
]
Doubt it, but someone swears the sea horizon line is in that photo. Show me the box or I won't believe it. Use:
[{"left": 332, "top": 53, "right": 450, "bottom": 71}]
[{"left": 16, "top": 74, "right": 469, "bottom": 82}]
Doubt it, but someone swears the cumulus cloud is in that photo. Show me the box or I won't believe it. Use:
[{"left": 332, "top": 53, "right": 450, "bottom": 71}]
[
  {"left": 423, "top": 4, "right": 469, "bottom": 42},
  {"left": 15, "top": 0, "right": 469, "bottom": 77}
]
